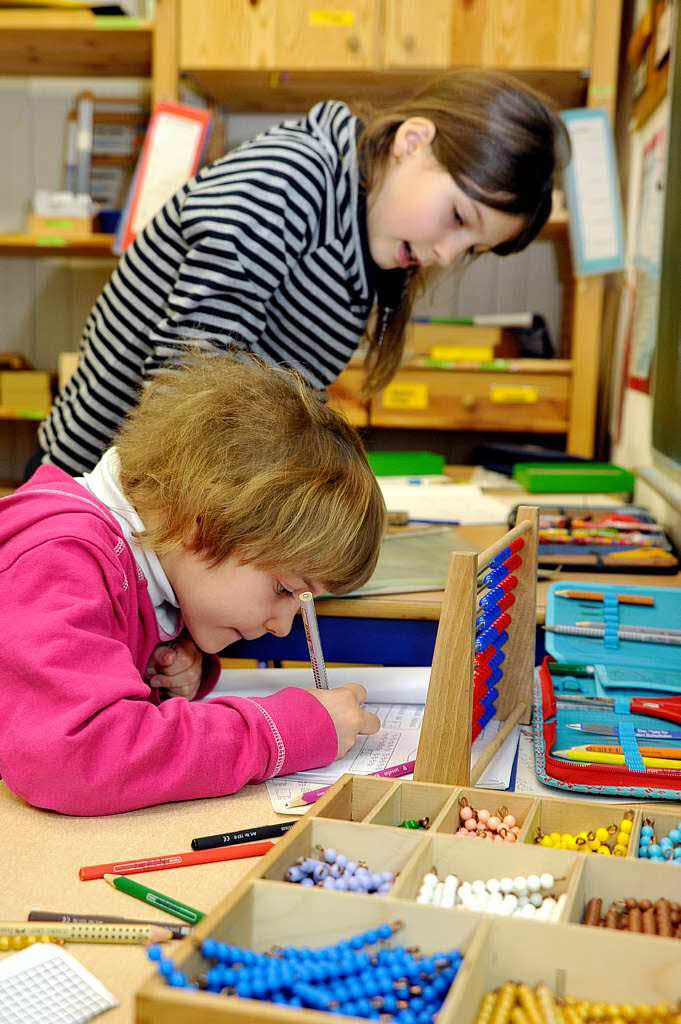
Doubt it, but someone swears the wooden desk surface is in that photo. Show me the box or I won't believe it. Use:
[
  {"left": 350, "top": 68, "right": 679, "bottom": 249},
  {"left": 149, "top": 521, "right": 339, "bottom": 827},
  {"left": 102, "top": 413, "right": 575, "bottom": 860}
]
[{"left": 2, "top": 780, "right": 286, "bottom": 1023}]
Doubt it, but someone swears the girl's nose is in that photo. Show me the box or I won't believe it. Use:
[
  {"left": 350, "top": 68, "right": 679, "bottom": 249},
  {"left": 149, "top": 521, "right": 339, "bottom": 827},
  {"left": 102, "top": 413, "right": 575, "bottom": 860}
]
[{"left": 433, "top": 234, "right": 470, "bottom": 268}]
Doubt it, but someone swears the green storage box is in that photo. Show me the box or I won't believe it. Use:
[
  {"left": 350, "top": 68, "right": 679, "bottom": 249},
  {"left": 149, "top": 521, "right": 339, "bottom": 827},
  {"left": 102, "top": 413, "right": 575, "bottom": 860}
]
[
  {"left": 512, "top": 462, "right": 635, "bottom": 494},
  {"left": 366, "top": 451, "right": 445, "bottom": 477}
]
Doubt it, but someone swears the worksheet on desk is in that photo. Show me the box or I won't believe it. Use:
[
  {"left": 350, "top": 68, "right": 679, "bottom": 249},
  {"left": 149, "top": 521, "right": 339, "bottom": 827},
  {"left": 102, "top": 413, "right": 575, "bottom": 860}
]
[{"left": 209, "top": 667, "right": 516, "bottom": 812}]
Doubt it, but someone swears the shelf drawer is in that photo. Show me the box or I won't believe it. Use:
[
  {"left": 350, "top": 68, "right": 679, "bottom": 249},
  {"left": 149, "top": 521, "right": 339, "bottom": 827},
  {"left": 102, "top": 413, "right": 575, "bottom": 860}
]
[{"left": 371, "top": 369, "right": 570, "bottom": 431}]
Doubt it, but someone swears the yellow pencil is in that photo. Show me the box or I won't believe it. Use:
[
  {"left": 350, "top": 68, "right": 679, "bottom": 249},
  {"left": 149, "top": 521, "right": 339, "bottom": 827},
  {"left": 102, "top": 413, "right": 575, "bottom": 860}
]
[{"left": 552, "top": 747, "right": 681, "bottom": 771}]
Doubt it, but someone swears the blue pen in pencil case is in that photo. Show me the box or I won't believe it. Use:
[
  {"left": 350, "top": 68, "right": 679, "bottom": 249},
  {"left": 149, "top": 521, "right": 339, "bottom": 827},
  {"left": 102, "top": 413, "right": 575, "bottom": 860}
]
[{"left": 533, "top": 581, "right": 681, "bottom": 799}]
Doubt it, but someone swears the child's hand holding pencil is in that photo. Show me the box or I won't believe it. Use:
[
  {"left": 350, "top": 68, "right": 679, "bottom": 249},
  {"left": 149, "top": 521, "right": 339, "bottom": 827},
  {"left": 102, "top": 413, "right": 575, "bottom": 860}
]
[{"left": 311, "top": 684, "right": 380, "bottom": 757}]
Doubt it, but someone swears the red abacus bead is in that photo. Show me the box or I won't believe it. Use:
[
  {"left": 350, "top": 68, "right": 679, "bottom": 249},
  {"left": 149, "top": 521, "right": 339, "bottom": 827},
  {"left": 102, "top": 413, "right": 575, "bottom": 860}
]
[{"left": 499, "top": 574, "right": 518, "bottom": 592}]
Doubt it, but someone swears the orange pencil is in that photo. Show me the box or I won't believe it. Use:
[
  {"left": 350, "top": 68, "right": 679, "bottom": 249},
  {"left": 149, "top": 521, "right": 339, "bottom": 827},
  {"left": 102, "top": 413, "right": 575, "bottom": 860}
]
[
  {"left": 554, "top": 589, "right": 655, "bottom": 606},
  {"left": 586, "top": 744, "right": 681, "bottom": 759},
  {"left": 79, "top": 839, "right": 273, "bottom": 881}
]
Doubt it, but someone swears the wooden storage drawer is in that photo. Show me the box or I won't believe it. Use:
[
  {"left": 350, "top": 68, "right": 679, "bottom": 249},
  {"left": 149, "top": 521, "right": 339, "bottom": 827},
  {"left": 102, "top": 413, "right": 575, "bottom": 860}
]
[{"left": 371, "top": 368, "right": 570, "bottom": 431}]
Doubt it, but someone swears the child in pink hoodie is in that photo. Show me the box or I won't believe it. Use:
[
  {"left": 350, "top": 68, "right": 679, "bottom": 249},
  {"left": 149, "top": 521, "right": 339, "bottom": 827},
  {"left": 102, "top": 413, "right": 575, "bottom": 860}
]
[{"left": 0, "top": 354, "right": 383, "bottom": 815}]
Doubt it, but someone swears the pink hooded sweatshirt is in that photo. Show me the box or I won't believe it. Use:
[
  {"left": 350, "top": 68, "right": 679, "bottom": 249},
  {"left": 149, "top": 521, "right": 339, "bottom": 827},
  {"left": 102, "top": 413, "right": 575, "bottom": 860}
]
[{"left": 0, "top": 466, "right": 337, "bottom": 815}]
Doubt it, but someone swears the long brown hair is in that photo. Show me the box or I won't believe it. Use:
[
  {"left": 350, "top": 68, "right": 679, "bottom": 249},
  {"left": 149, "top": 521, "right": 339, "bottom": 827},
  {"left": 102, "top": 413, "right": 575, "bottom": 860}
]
[{"left": 356, "top": 69, "right": 571, "bottom": 393}]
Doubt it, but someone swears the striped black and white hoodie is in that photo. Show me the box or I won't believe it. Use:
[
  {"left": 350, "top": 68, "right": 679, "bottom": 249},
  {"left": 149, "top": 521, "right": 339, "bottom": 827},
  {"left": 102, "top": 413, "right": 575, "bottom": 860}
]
[{"left": 39, "top": 101, "right": 403, "bottom": 475}]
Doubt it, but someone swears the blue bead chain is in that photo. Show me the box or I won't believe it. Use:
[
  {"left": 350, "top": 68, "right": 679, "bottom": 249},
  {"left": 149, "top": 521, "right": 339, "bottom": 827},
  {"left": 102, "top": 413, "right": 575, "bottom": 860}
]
[{"left": 148, "top": 921, "right": 463, "bottom": 1020}]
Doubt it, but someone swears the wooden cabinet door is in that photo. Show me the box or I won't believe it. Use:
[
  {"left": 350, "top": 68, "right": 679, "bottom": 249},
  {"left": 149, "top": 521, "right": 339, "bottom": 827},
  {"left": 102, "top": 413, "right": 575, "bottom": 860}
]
[
  {"left": 383, "top": 0, "right": 453, "bottom": 68},
  {"left": 450, "top": 0, "right": 592, "bottom": 70},
  {"left": 180, "top": 0, "right": 276, "bottom": 69},
  {"left": 274, "top": 1, "right": 381, "bottom": 69}
]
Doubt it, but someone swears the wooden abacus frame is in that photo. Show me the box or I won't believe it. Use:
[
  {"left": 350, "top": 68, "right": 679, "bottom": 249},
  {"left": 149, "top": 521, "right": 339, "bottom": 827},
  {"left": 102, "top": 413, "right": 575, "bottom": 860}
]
[{"left": 414, "top": 505, "right": 538, "bottom": 788}]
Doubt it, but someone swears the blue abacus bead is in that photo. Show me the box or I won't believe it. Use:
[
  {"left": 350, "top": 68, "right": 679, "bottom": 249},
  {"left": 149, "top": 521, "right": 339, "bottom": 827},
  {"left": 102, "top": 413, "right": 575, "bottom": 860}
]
[
  {"left": 640, "top": 824, "right": 654, "bottom": 837},
  {"left": 323, "top": 877, "right": 337, "bottom": 890},
  {"left": 482, "top": 566, "right": 506, "bottom": 588},
  {"left": 345, "top": 860, "right": 358, "bottom": 876},
  {"left": 674, "top": 847, "right": 681, "bottom": 859},
  {"left": 669, "top": 829, "right": 681, "bottom": 844},
  {"left": 147, "top": 944, "right": 163, "bottom": 962},
  {"left": 648, "top": 843, "right": 662, "bottom": 857},
  {"left": 639, "top": 834, "right": 651, "bottom": 846},
  {"left": 301, "top": 877, "right": 315, "bottom": 886},
  {"left": 323, "top": 848, "right": 337, "bottom": 864},
  {"left": 313, "top": 862, "right": 329, "bottom": 882},
  {"left": 378, "top": 923, "right": 393, "bottom": 940},
  {"left": 496, "top": 629, "right": 509, "bottom": 648},
  {"left": 480, "top": 586, "right": 504, "bottom": 609},
  {"left": 363, "top": 928, "right": 379, "bottom": 945},
  {"left": 488, "top": 546, "right": 512, "bottom": 570},
  {"left": 286, "top": 865, "right": 304, "bottom": 883},
  {"left": 169, "top": 970, "right": 188, "bottom": 988},
  {"left": 488, "top": 649, "right": 506, "bottom": 669}
]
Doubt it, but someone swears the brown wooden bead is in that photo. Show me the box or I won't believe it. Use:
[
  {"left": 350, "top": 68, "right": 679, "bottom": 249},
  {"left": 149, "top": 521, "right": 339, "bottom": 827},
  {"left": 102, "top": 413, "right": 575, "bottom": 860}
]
[{"left": 641, "top": 907, "right": 657, "bottom": 934}]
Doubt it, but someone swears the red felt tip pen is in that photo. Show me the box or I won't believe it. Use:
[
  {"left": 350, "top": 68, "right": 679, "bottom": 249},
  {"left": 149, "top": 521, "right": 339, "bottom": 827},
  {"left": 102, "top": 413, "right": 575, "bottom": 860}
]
[{"left": 79, "top": 839, "right": 273, "bottom": 881}]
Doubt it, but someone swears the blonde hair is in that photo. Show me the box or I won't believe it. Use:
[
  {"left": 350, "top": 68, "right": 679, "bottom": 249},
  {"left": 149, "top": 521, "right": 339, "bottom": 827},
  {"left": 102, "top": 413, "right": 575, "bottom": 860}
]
[
  {"left": 356, "top": 68, "right": 571, "bottom": 392},
  {"left": 116, "top": 353, "right": 385, "bottom": 594}
]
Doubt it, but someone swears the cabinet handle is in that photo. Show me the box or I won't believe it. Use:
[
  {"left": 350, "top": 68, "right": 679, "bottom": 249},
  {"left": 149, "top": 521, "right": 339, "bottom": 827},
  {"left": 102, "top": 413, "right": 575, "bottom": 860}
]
[
  {"left": 462, "top": 394, "right": 477, "bottom": 411},
  {"left": 403, "top": 34, "right": 416, "bottom": 52},
  {"left": 346, "top": 35, "right": 360, "bottom": 53}
]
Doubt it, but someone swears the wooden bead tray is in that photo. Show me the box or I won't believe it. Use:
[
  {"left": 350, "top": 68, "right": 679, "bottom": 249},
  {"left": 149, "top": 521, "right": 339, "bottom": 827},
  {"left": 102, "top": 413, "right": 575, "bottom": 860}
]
[{"left": 136, "top": 776, "right": 681, "bottom": 1022}]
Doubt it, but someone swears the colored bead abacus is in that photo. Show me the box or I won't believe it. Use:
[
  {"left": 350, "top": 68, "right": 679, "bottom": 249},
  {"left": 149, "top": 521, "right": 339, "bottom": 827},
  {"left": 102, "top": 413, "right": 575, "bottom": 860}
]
[
  {"left": 638, "top": 817, "right": 681, "bottom": 863},
  {"left": 582, "top": 896, "right": 681, "bottom": 938},
  {"left": 456, "top": 796, "right": 521, "bottom": 842},
  {"left": 534, "top": 812, "right": 633, "bottom": 856},
  {"left": 474, "top": 981, "right": 681, "bottom": 1024},
  {"left": 417, "top": 868, "right": 566, "bottom": 921},
  {"left": 148, "top": 921, "right": 465, "bottom": 1019},
  {"left": 473, "top": 537, "right": 524, "bottom": 740},
  {"left": 283, "top": 846, "right": 396, "bottom": 894}
]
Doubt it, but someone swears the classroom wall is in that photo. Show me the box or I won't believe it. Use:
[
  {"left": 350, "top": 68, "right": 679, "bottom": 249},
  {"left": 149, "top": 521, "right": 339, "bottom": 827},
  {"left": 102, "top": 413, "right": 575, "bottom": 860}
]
[
  {"left": 0, "top": 80, "right": 565, "bottom": 480},
  {"left": 609, "top": 91, "right": 681, "bottom": 548}
]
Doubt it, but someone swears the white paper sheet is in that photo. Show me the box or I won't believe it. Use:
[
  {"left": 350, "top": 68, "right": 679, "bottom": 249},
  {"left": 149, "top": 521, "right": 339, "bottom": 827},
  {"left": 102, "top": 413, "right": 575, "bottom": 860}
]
[
  {"left": 377, "top": 481, "right": 509, "bottom": 524},
  {"left": 210, "top": 668, "right": 518, "bottom": 814}
]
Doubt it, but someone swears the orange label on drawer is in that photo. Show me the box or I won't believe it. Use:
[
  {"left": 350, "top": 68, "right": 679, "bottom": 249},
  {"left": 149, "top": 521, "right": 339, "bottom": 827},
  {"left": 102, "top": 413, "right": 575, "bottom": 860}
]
[
  {"left": 309, "top": 9, "right": 355, "bottom": 26},
  {"left": 382, "top": 382, "right": 429, "bottom": 410},
  {"left": 490, "top": 385, "right": 538, "bottom": 404}
]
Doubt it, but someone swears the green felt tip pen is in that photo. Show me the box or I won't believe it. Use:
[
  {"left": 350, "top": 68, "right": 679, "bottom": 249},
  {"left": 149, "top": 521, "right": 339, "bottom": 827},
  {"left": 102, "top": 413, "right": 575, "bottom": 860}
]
[
  {"left": 104, "top": 874, "right": 204, "bottom": 925},
  {"left": 548, "top": 663, "right": 595, "bottom": 677}
]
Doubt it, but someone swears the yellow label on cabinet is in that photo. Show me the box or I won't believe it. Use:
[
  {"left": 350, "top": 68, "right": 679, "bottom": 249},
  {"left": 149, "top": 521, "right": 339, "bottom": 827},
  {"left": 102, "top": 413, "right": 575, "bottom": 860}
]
[
  {"left": 382, "top": 382, "right": 429, "bottom": 410},
  {"left": 309, "top": 9, "right": 355, "bottom": 27},
  {"left": 490, "top": 385, "right": 538, "bottom": 404},
  {"left": 430, "top": 345, "right": 494, "bottom": 362}
]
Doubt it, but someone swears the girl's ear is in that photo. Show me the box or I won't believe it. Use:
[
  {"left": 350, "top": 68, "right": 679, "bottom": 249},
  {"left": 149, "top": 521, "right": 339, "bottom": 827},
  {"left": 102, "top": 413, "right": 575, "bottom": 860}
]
[{"left": 392, "top": 117, "right": 436, "bottom": 159}]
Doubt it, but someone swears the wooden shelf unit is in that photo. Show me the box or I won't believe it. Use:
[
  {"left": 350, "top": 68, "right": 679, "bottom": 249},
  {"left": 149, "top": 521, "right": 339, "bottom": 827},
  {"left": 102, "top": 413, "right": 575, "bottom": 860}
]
[
  {"left": 0, "top": 233, "right": 116, "bottom": 258},
  {"left": 0, "top": 10, "right": 151, "bottom": 77},
  {"left": 0, "top": 1, "right": 623, "bottom": 459}
]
